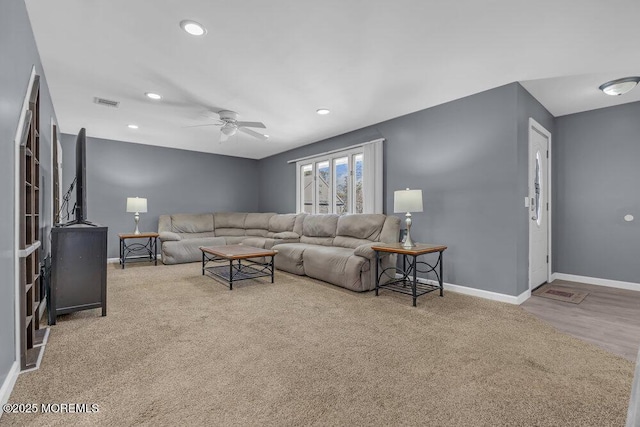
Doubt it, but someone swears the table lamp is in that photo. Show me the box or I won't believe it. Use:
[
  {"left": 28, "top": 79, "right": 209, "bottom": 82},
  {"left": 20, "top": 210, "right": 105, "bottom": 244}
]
[
  {"left": 394, "top": 188, "right": 423, "bottom": 248},
  {"left": 126, "top": 197, "right": 147, "bottom": 235}
]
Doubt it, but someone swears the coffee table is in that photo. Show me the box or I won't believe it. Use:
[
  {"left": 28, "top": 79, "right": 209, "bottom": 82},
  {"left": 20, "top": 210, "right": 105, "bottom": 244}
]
[{"left": 200, "top": 244, "right": 277, "bottom": 290}]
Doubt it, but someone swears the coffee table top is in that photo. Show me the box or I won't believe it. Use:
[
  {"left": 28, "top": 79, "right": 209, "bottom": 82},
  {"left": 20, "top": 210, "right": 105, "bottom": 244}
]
[{"left": 200, "top": 244, "right": 277, "bottom": 260}]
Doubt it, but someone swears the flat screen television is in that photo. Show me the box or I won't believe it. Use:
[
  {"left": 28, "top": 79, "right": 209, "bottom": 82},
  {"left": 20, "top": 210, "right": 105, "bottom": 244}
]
[
  {"left": 74, "top": 128, "right": 87, "bottom": 223},
  {"left": 61, "top": 128, "right": 94, "bottom": 226}
]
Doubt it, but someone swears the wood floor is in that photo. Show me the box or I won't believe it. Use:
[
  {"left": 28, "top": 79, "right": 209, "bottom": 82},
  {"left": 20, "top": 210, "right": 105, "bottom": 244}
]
[{"left": 521, "top": 280, "right": 640, "bottom": 362}]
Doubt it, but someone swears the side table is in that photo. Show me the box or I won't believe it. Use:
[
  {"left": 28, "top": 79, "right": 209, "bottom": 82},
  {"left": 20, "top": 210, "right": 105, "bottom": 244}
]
[
  {"left": 118, "top": 232, "right": 159, "bottom": 269},
  {"left": 372, "top": 242, "right": 447, "bottom": 307}
]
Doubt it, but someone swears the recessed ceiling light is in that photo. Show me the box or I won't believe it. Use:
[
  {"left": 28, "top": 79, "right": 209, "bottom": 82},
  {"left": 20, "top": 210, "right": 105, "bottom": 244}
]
[
  {"left": 598, "top": 77, "right": 640, "bottom": 96},
  {"left": 180, "top": 20, "right": 207, "bottom": 36},
  {"left": 145, "top": 92, "right": 162, "bottom": 100},
  {"left": 264, "top": 134, "right": 270, "bottom": 139},
  {"left": 128, "top": 124, "right": 139, "bottom": 129},
  {"left": 316, "top": 109, "right": 331, "bottom": 115}
]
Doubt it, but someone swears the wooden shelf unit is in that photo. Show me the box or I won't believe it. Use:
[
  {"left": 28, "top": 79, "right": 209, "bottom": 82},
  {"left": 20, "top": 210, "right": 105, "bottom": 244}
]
[{"left": 18, "top": 74, "right": 44, "bottom": 371}]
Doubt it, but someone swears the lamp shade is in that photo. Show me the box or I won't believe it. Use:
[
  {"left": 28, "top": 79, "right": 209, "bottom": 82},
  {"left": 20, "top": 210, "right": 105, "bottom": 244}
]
[
  {"left": 394, "top": 189, "right": 423, "bottom": 213},
  {"left": 126, "top": 197, "right": 147, "bottom": 213}
]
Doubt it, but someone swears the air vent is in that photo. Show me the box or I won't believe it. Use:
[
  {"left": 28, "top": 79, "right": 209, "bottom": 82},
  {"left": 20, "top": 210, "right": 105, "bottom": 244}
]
[{"left": 93, "top": 97, "right": 120, "bottom": 108}]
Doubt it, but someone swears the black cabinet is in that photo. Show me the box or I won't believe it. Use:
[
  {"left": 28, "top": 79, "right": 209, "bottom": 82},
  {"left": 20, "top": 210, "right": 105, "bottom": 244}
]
[{"left": 49, "top": 224, "right": 108, "bottom": 325}]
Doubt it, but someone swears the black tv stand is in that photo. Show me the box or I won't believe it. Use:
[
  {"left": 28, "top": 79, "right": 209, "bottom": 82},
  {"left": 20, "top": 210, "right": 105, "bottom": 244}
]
[{"left": 49, "top": 223, "right": 107, "bottom": 324}]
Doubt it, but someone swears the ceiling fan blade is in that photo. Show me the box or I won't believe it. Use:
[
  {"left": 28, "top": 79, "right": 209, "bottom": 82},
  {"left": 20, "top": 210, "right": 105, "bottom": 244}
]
[
  {"left": 236, "top": 121, "right": 266, "bottom": 129},
  {"left": 182, "top": 123, "right": 222, "bottom": 128},
  {"left": 239, "top": 127, "right": 269, "bottom": 140}
]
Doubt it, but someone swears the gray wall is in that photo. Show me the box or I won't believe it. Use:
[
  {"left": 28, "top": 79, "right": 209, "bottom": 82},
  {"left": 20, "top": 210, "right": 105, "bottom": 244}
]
[
  {"left": 60, "top": 134, "right": 260, "bottom": 258},
  {"left": 0, "top": 0, "right": 58, "bottom": 388},
  {"left": 259, "top": 83, "right": 552, "bottom": 296},
  {"left": 554, "top": 102, "right": 640, "bottom": 283}
]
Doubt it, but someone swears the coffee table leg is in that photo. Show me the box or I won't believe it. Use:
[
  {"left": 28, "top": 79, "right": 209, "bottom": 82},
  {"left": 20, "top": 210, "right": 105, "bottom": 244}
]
[
  {"left": 271, "top": 255, "right": 275, "bottom": 283},
  {"left": 202, "top": 251, "right": 205, "bottom": 275},
  {"left": 229, "top": 259, "right": 233, "bottom": 290}
]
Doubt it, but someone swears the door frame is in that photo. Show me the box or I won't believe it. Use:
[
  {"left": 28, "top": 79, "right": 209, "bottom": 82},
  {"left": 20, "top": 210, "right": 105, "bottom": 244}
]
[{"left": 528, "top": 118, "right": 552, "bottom": 290}]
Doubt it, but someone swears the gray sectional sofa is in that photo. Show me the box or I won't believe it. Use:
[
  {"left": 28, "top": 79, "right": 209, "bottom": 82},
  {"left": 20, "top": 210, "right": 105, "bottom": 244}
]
[{"left": 158, "top": 212, "right": 400, "bottom": 292}]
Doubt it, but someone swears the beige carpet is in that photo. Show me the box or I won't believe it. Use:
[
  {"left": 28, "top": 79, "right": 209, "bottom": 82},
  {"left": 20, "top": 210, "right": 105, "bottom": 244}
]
[{"left": 2, "top": 263, "right": 634, "bottom": 426}]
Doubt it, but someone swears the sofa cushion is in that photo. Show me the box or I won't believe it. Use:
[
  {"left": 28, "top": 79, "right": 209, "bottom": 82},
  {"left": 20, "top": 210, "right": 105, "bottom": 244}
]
[
  {"left": 178, "top": 231, "right": 216, "bottom": 240},
  {"left": 214, "top": 228, "right": 246, "bottom": 237},
  {"left": 333, "top": 236, "right": 374, "bottom": 249},
  {"left": 214, "top": 212, "right": 247, "bottom": 229},
  {"left": 222, "top": 236, "right": 246, "bottom": 245},
  {"left": 162, "top": 236, "right": 225, "bottom": 264},
  {"left": 269, "top": 214, "right": 297, "bottom": 233},
  {"left": 302, "top": 214, "right": 339, "bottom": 237},
  {"left": 302, "top": 246, "right": 370, "bottom": 292},
  {"left": 245, "top": 212, "right": 275, "bottom": 229},
  {"left": 171, "top": 213, "right": 214, "bottom": 233},
  {"left": 272, "top": 243, "right": 316, "bottom": 275},
  {"left": 300, "top": 236, "right": 335, "bottom": 246},
  {"left": 293, "top": 213, "right": 307, "bottom": 236},
  {"left": 241, "top": 237, "right": 269, "bottom": 249},
  {"left": 245, "top": 229, "right": 270, "bottom": 237},
  {"left": 336, "top": 214, "right": 386, "bottom": 240},
  {"left": 272, "top": 231, "right": 299, "bottom": 239},
  {"left": 246, "top": 213, "right": 272, "bottom": 235}
]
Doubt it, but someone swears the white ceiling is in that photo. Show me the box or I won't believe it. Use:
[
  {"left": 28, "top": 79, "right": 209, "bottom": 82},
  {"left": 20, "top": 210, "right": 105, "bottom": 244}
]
[{"left": 25, "top": 0, "right": 640, "bottom": 159}]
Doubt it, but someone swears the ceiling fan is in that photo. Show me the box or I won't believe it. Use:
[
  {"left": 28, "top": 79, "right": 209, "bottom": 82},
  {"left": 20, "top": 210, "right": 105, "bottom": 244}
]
[{"left": 193, "top": 110, "right": 268, "bottom": 142}]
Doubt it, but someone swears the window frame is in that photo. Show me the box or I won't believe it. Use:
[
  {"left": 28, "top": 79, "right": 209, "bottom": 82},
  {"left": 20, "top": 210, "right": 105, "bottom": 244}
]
[{"left": 295, "top": 139, "right": 382, "bottom": 215}]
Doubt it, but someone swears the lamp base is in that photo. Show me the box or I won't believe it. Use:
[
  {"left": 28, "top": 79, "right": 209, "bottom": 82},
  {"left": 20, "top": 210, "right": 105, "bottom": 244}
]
[
  {"left": 133, "top": 212, "right": 141, "bottom": 235},
  {"left": 402, "top": 212, "right": 416, "bottom": 248}
]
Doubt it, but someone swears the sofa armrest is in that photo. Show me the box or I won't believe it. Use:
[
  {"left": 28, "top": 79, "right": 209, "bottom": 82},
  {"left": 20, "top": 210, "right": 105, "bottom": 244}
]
[
  {"left": 353, "top": 242, "right": 386, "bottom": 260},
  {"left": 272, "top": 231, "right": 299, "bottom": 239},
  {"left": 159, "top": 231, "right": 181, "bottom": 241}
]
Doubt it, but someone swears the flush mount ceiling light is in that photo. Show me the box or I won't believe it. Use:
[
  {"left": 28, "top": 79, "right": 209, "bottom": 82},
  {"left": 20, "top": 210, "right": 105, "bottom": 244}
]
[
  {"left": 127, "top": 124, "right": 139, "bottom": 129},
  {"left": 145, "top": 92, "right": 162, "bottom": 100},
  {"left": 316, "top": 108, "right": 331, "bottom": 115},
  {"left": 598, "top": 77, "right": 640, "bottom": 96},
  {"left": 180, "top": 20, "right": 207, "bottom": 36}
]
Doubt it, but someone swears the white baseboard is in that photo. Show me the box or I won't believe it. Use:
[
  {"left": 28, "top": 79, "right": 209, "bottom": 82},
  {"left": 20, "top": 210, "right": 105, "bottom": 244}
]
[
  {"left": 0, "top": 361, "right": 20, "bottom": 411},
  {"left": 553, "top": 273, "right": 640, "bottom": 292},
  {"left": 394, "top": 274, "right": 529, "bottom": 305}
]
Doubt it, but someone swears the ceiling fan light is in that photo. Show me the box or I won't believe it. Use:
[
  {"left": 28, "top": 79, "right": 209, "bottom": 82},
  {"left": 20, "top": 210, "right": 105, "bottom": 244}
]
[
  {"left": 145, "top": 92, "right": 162, "bottom": 100},
  {"left": 221, "top": 125, "right": 237, "bottom": 136},
  {"left": 180, "top": 20, "right": 207, "bottom": 36},
  {"left": 599, "top": 77, "right": 640, "bottom": 96}
]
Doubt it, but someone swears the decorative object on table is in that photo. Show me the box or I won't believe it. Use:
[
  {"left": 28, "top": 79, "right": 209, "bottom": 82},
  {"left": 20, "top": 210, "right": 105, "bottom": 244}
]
[
  {"left": 126, "top": 197, "right": 147, "bottom": 235},
  {"left": 394, "top": 188, "right": 423, "bottom": 248},
  {"left": 533, "top": 284, "right": 589, "bottom": 304}
]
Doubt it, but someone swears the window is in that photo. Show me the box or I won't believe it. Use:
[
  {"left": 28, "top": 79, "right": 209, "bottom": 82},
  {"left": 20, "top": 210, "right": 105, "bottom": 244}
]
[{"left": 294, "top": 139, "right": 383, "bottom": 215}]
